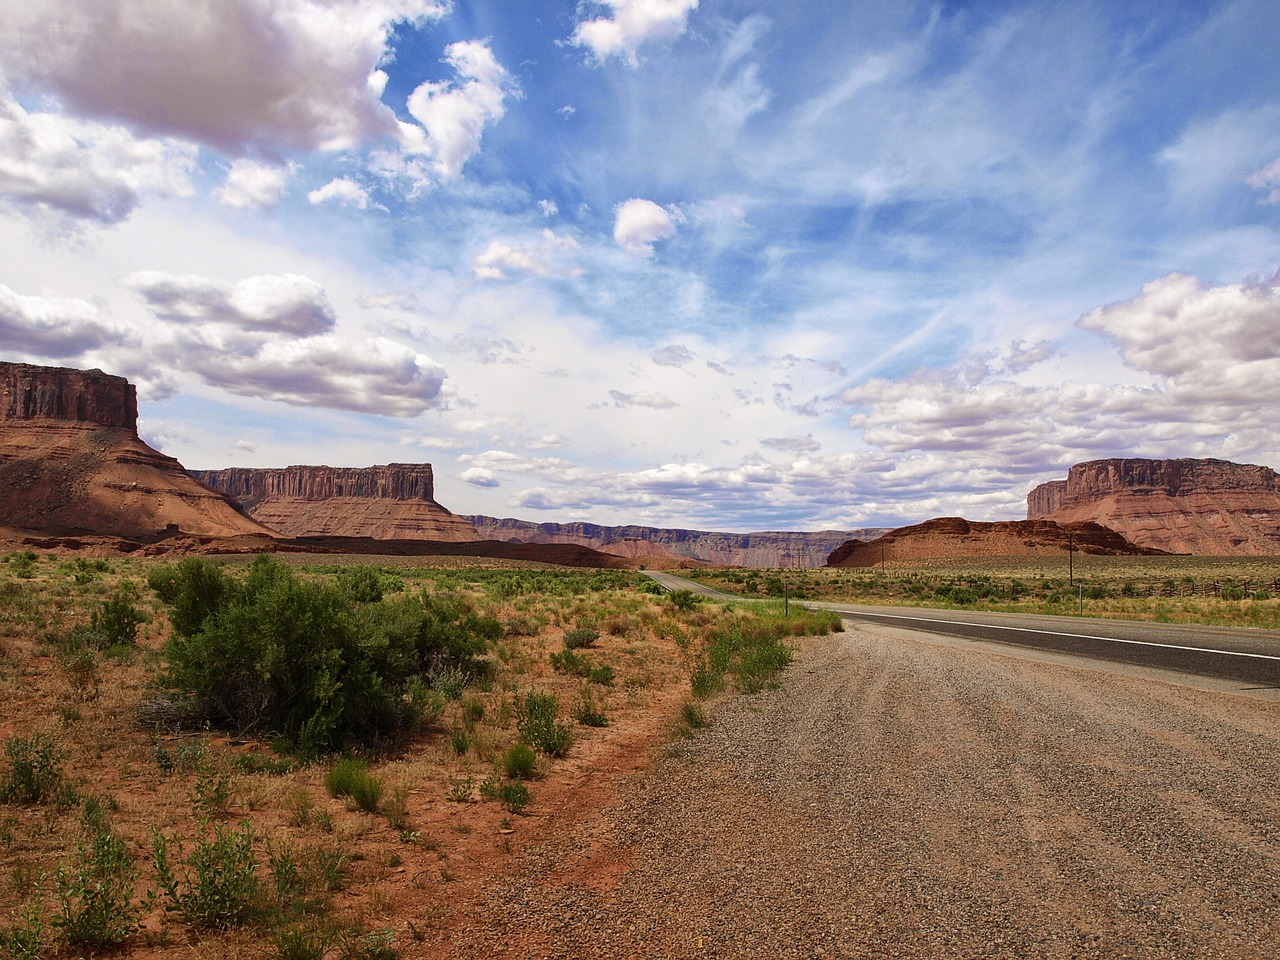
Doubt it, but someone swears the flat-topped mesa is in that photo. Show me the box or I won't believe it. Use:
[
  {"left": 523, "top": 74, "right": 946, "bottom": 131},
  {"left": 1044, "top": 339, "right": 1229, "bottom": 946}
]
[
  {"left": 194, "top": 464, "right": 480, "bottom": 542},
  {"left": 0, "top": 362, "right": 138, "bottom": 431},
  {"left": 1026, "top": 457, "right": 1280, "bottom": 555},
  {"left": 192, "top": 464, "right": 437, "bottom": 510},
  {"left": 1028, "top": 458, "right": 1280, "bottom": 517}
]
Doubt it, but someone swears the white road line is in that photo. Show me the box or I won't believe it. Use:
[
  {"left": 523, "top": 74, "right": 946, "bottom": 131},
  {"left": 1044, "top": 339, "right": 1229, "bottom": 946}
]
[{"left": 831, "top": 609, "right": 1280, "bottom": 662}]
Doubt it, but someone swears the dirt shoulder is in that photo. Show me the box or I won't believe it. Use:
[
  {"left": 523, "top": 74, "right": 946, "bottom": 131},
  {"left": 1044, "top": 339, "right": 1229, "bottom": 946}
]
[{"left": 424, "top": 624, "right": 1280, "bottom": 959}]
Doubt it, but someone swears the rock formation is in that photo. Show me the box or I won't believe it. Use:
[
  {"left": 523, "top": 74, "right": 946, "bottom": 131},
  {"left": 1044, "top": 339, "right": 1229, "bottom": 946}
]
[
  {"left": 1026, "top": 458, "right": 1280, "bottom": 555},
  {"left": 465, "top": 517, "right": 890, "bottom": 567},
  {"left": 826, "top": 517, "right": 1164, "bottom": 567},
  {"left": 194, "top": 464, "right": 480, "bottom": 541},
  {"left": 0, "top": 362, "right": 273, "bottom": 539}
]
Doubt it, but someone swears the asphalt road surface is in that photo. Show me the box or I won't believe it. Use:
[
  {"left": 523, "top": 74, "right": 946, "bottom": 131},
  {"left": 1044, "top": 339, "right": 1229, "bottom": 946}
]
[{"left": 644, "top": 571, "right": 1280, "bottom": 688}]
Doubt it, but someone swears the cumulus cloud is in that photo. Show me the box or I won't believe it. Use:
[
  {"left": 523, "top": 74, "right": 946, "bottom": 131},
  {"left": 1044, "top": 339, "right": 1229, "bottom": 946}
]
[
  {"left": 571, "top": 0, "right": 699, "bottom": 66},
  {"left": 0, "top": 93, "right": 194, "bottom": 224},
  {"left": 122, "top": 270, "right": 446, "bottom": 415},
  {"left": 1003, "top": 339, "right": 1059, "bottom": 374},
  {"left": 652, "top": 344, "right": 694, "bottom": 367},
  {"left": 402, "top": 40, "right": 515, "bottom": 179},
  {"left": 0, "top": 0, "right": 448, "bottom": 155},
  {"left": 0, "top": 283, "right": 130, "bottom": 358},
  {"left": 1080, "top": 270, "right": 1280, "bottom": 404},
  {"left": 538, "top": 199, "right": 559, "bottom": 217},
  {"left": 472, "top": 230, "right": 580, "bottom": 280},
  {"left": 122, "top": 271, "right": 336, "bottom": 336},
  {"left": 614, "top": 198, "right": 680, "bottom": 257},
  {"left": 459, "top": 466, "right": 500, "bottom": 487},
  {"left": 608, "top": 389, "right": 677, "bottom": 409},
  {"left": 308, "top": 177, "right": 370, "bottom": 208},
  {"left": 216, "top": 159, "right": 292, "bottom": 210}
]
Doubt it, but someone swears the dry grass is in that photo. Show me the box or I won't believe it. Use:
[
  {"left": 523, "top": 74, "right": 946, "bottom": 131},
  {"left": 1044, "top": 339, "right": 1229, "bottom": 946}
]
[{"left": 0, "top": 550, "right": 807, "bottom": 957}]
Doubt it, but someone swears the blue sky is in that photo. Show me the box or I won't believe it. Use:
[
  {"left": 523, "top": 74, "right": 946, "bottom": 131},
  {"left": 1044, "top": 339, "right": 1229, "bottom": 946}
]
[{"left": 1, "top": 0, "right": 1279, "bottom": 530}]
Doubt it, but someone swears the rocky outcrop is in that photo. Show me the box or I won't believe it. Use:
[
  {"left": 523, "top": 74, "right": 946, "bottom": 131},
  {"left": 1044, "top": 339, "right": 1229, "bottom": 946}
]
[
  {"left": 195, "top": 465, "right": 480, "bottom": 542},
  {"left": 0, "top": 361, "right": 274, "bottom": 539},
  {"left": 1026, "top": 458, "right": 1280, "bottom": 555},
  {"left": 465, "top": 517, "right": 891, "bottom": 568},
  {"left": 1, "top": 362, "right": 138, "bottom": 429},
  {"left": 827, "top": 517, "right": 1164, "bottom": 567}
]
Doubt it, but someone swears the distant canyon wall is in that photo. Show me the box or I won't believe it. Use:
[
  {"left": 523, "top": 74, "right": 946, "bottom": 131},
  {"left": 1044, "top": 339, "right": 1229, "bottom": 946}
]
[
  {"left": 465, "top": 517, "right": 891, "bottom": 567},
  {"left": 1026, "top": 458, "right": 1280, "bottom": 555},
  {"left": 195, "top": 464, "right": 479, "bottom": 542}
]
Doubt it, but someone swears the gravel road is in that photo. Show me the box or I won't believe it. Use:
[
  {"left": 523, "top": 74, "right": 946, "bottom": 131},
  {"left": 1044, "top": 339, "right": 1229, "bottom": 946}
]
[{"left": 438, "top": 621, "right": 1280, "bottom": 960}]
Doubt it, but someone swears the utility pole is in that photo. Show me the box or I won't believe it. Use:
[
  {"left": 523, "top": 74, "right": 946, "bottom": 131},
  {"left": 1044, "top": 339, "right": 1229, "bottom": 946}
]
[{"left": 1068, "top": 529, "right": 1074, "bottom": 587}]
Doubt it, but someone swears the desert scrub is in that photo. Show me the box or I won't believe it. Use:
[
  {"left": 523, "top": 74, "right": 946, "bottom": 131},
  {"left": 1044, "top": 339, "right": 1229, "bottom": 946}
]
[
  {"left": 325, "top": 758, "right": 384, "bottom": 813},
  {"left": 0, "top": 732, "right": 75, "bottom": 808},
  {"left": 562, "top": 627, "right": 599, "bottom": 649},
  {"left": 499, "top": 742, "right": 537, "bottom": 780},
  {"left": 571, "top": 687, "right": 608, "bottom": 727},
  {"left": 53, "top": 816, "right": 142, "bottom": 949},
  {"left": 150, "top": 555, "right": 499, "bottom": 755},
  {"left": 152, "top": 819, "right": 260, "bottom": 929},
  {"left": 514, "top": 691, "right": 572, "bottom": 758}
]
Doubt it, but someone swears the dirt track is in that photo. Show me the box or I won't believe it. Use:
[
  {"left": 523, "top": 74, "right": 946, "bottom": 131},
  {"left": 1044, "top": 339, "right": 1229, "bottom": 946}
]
[{"left": 421, "top": 620, "right": 1280, "bottom": 960}]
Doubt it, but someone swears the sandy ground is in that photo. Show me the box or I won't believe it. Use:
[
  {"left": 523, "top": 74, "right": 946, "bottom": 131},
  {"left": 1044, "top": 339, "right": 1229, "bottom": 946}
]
[{"left": 413, "top": 623, "right": 1280, "bottom": 960}]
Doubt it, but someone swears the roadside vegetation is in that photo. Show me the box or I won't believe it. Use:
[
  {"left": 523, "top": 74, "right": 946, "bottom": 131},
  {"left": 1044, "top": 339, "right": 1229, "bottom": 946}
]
[
  {"left": 0, "top": 550, "right": 839, "bottom": 958},
  {"left": 685, "top": 555, "right": 1280, "bottom": 630}
]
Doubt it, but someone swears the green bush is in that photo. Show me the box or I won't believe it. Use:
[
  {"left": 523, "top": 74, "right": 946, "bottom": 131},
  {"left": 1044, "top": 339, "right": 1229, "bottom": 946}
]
[
  {"left": 325, "top": 759, "right": 383, "bottom": 813},
  {"left": 668, "top": 589, "right": 699, "bottom": 612},
  {"left": 53, "top": 821, "right": 141, "bottom": 949},
  {"left": 0, "top": 733, "right": 75, "bottom": 808},
  {"left": 499, "top": 742, "right": 537, "bottom": 780},
  {"left": 153, "top": 555, "right": 500, "bottom": 755},
  {"left": 90, "top": 580, "right": 147, "bottom": 648},
  {"left": 515, "top": 691, "right": 572, "bottom": 758},
  {"left": 562, "top": 627, "right": 599, "bottom": 649},
  {"left": 152, "top": 819, "right": 259, "bottom": 929},
  {"left": 571, "top": 688, "right": 608, "bottom": 727},
  {"left": 480, "top": 776, "right": 529, "bottom": 814}
]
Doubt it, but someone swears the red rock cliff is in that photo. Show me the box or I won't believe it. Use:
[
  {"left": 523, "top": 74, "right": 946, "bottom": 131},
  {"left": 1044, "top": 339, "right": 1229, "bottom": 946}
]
[
  {"left": 1026, "top": 458, "right": 1280, "bottom": 554},
  {"left": 0, "top": 361, "right": 273, "bottom": 539},
  {"left": 1, "top": 362, "right": 138, "bottom": 430},
  {"left": 194, "top": 465, "right": 479, "bottom": 542}
]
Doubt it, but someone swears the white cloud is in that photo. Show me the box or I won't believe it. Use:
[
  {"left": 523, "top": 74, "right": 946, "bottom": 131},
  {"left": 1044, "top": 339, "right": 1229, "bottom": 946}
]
[
  {"left": 308, "top": 177, "right": 370, "bottom": 209},
  {"left": 538, "top": 199, "right": 559, "bottom": 217},
  {"left": 0, "top": 93, "right": 194, "bottom": 225},
  {"left": 122, "top": 271, "right": 336, "bottom": 336},
  {"left": 608, "top": 389, "right": 677, "bottom": 409},
  {"left": 216, "top": 159, "right": 292, "bottom": 210},
  {"left": 0, "top": 0, "right": 449, "bottom": 154},
  {"left": 761, "top": 435, "right": 821, "bottom": 455},
  {"left": 0, "top": 283, "right": 130, "bottom": 358},
  {"left": 460, "top": 466, "right": 500, "bottom": 487},
  {"left": 571, "top": 0, "right": 699, "bottom": 66},
  {"left": 472, "top": 230, "right": 580, "bottom": 280},
  {"left": 1247, "top": 157, "right": 1280, "bottom": 205},
  {"left": 120, "top": 269, "right": 446, "bottom": 415},
  {"left": 613, "top": 198, "right": 680, "bottom": 257},
  {"left": 402, "top": 40, "right": 514, "bottom": 179},
  {"left": 652, "top": 344, "right": 694, "bottom": 367}
]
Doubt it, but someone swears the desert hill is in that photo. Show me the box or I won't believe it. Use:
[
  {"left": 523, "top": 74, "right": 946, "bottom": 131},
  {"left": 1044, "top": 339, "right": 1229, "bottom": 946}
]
[
  {"left": 1027, "top": 458, "right": 1280, "bottom": 555},
  {"left": 826, "top": 517, "right": 1165, "bottom": 567},
  {"left": 0, "top": 362, "right": 273, "bottom": 539},
  {"left": 192, "top": 464, "right": 480, "bottom": 542},
  {"left": 465, "top": 517, "right": 889, "bottom": 568}
]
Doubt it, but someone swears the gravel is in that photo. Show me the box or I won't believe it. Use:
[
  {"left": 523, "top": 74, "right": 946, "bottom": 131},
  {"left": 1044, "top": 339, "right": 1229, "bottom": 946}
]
[{"left": 438, "top": 622, "right": 1280, "bottom": 959}]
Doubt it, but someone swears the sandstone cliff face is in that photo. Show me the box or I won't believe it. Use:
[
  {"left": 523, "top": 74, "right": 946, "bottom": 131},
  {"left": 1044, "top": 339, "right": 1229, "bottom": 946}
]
[
  {"left": 196, "top": 465, "right": 479, "bottom": 542},
  {"left": 1, "top": 362, "right": 139, "bottom": 429},
  {"left": 1026, "top": 458, "right": 1280, "bottom": 555},
  {"left": 827, "top": 517, "right": 1163, "bottom": 567},
  {"left": 0, "top": 362, "right": 273, "bottom": 539},
  {"left": 465, "top": 517, "right": 890, "bottom": 568}
]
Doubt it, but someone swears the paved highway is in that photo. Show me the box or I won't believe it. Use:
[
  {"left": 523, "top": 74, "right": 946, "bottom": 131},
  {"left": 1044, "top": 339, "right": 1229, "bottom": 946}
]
[{"left": 644, "top": 570, "right": 1280, "bottom": 687}]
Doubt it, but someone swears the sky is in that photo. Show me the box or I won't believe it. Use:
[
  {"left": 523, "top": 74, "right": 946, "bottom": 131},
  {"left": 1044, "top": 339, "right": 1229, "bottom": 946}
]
[{"left": 1, "top": 0, "right": 1279, "bottom": 532}]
